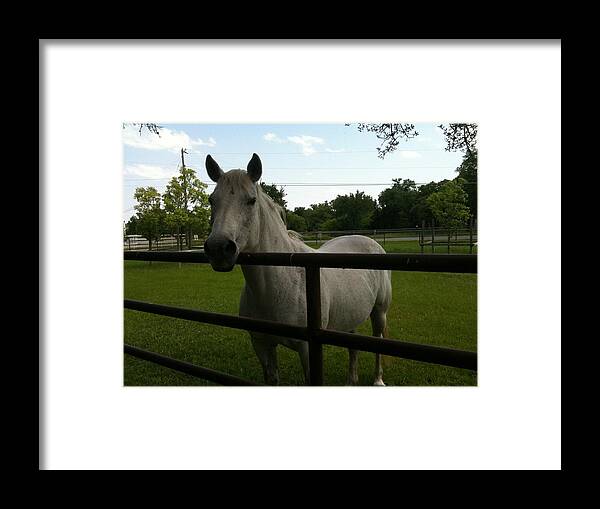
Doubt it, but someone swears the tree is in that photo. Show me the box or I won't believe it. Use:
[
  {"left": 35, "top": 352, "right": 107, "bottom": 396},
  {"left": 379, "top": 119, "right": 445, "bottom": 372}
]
[
  {"left": 133, "top": 187, "right": 164, "bottom": 250},
  {"left": 348, "top": 122, "right": 478, "bottom": 158},
  {"left": 330, "top": 191, "right": 377, "bottom": 230},
  {"left": 293, "top": 206, "right": 307, "bottom": 217},
  {"left": 122, "top": 123, "right": 163, "bottom": 136},
  {"left": 294, "top": 202, "right": 335, "bottom": 231},
  {"left": 163, "top": 166, "right": 210, "bottom": 249},
  {"left": 286, "top": 212, "right": 308, "bottom": 232},
  {"left": 426, "top": 179, "right": 471, "bottom": 229},
  {"left": 294, "top": 201, "right": 333, "bottom": 231},
  {"left": 456, "top": 149, "right": 477, "bottom": 218},
  {"left": 438, "top": 123, "right": 478, "bottom": 154},
  {"left": 319, "top": 218, "right": 339, "bottom": 231},
  {"left": 349, "top": 123, "right": 419, "bottom": 159},
  {"left": 260, "top": 183, "right": 287, "bottom": 208},
  {"left": 125, "top": 215, "right": 140, "bottom": 236},
  {"left": 409, "top": 180, "right": 448, "bottom": 226},
  {"left": 162, "top": 207, "right": 188, "bottom": 250},
  {"left": 374, "top": 179, "right": 419, "bottom": 229}
]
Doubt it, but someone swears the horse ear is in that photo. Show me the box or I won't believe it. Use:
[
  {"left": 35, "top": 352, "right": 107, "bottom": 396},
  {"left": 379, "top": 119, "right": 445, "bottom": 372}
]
[
  {"left": 205, "top": 155, "right": 224, "bottom": 182},
  {"left": 247, "top": 153, "right": 262, "bottom": 182}
]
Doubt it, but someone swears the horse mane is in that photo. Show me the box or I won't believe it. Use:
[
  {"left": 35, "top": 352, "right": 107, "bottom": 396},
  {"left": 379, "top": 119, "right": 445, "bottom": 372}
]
[{"left": 256, "top": 183, "right": 304, "bottom": 242}]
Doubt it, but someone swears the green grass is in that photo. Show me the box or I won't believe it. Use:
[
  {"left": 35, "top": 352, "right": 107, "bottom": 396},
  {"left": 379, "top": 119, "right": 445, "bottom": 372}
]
[
  {"left": 124, "top": 247, "right": 477, "bottom": 386},
  {"left": 152, "top": 239, "right": 477, "bottom": 254},
  {"left": 304, "top": 239, "right": 477, "bottom": 254},
  {"left": 372, "top": 239, "right": 476, "bottom": 254}
]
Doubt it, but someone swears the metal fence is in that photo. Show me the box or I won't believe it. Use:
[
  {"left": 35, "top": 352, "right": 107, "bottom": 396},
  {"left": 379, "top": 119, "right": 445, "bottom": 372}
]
[
  {"left": 124, "top": 223, "right": 478, "bottom": 253},
  {"left": 418, "top": 219, "right": 477, "bottom": 254},
  {"left": 124, "top": 251, "right": 477, "bottom": 385},
  {"left": 270, "top": 225, "right": 478, "bottom": 248},
  {"left": 123, "top": 234, "right": 204, "bottom": 252}
]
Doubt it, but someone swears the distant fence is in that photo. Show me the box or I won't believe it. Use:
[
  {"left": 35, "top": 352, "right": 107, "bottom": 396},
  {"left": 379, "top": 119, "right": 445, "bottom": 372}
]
[
  {"left": 123, "top": 234, "right": 204, "bottom": 252},
  {"left": 301, "top": 223, "right": 477, "bottom": 250},
  {"left": 124, "top": 222, "right": 477, "bottom": 253},
  {"left": 124, "top": 251, "right": 477, "bottom": 386},
  {"left": 418, "top": 219, "right": 477, "bottom": 254}
]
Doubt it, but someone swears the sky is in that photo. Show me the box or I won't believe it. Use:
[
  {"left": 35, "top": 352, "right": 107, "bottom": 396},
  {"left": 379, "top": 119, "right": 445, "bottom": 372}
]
[{"left": 122, "top": 123, "right": 465, "bottom": 223}]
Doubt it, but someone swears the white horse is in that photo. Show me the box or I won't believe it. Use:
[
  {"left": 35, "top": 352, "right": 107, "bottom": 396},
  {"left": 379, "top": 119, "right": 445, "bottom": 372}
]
[{"left": 204, "top": 153, "right": 392, "bottom": 386}]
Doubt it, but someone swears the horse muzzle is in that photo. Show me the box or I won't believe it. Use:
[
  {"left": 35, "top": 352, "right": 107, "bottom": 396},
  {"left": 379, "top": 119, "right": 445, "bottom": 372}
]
[{"left": 204, "top": 235, "right": 239, "bottom": 272}]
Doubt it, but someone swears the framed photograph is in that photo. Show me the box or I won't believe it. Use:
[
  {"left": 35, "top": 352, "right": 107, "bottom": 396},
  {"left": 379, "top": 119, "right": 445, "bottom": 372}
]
[{"left": 41, "top": 40, "right": 561, "bottom": 470}]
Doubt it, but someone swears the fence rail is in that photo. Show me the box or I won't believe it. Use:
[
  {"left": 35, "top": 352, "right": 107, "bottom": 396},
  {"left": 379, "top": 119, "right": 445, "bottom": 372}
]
[
  {"left": 124, "top": 251, "right": 477, "bottom": 385},
  {"left": 125, "top": 344, "right": 260, "bottom": 386},
  {"left": 124, "top": 225, "right": 478, "bottom": 252}
]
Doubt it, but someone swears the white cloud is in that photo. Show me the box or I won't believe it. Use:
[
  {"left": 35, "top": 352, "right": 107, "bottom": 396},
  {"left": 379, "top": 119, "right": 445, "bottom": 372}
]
[
  {"left": 263, "top": 132, "right": 285, "bottom": 143},
  {"left": 124, "top": 164, "right": 176, "bottom": 180},
  {"left": 325, "top": 148, "right": 345, "bottom": 153},
  {"left": 400, "top": 150, "right": 422, "bottom": 159},
  {"left": 123, "top": 125, "right": 216, "bottom": 153},
  {"left": 193, "top": 136, "right": 217, "bottom": 148},
  {"left": 287, "top": 135, "right": 325, "bottom": 155},
  {"left": 263, "top": 132, "right": 327, "bottom": 155}
]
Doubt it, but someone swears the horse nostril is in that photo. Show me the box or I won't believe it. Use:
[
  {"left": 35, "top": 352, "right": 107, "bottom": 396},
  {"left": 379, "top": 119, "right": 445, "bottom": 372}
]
[
  {"left": 225, "top": 240, "right": 237, "bottom": 256},
  {"left": 225, "top": 240, "right": 237, "bottom": 255}
]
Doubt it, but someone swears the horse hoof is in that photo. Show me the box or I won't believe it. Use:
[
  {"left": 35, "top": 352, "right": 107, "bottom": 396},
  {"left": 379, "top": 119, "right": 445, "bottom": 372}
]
[{"left": 373, "top": 380, "right": 386, "bottom": 386}]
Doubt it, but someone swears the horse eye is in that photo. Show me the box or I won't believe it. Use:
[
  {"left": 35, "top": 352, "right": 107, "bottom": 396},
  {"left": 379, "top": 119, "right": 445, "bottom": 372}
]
[{"left": 247, "top": 197, "right": 257, "bottom": 205}]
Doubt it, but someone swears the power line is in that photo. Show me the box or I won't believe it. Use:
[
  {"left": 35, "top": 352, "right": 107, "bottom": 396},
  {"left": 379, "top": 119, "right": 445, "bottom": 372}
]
[
  {"left": 178, "top": 148, "right": 449, "bottom": 155},
  {"left": 124, "top": 176, "right": 466, "bottom": 184},
  {"left": 123, "top": 166, "right": 459, "bottom": 181},
  {"left": 124, "top": 181, "right": 477, "bottom": 188},
  {"left": 186, "top": 166, "right": 455, "bottom": 170}
]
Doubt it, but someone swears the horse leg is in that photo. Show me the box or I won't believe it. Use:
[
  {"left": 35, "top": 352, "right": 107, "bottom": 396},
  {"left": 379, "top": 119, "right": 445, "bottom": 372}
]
[
  {"left": 298, "top": 341, "right": 310, "bottom": 385},
  {"left": 346, "top": 330, "right": 359, "bottom": 385},
  {"left": 370, "top": 308, "right": 387, "bottom": 386},
  {"left": 251, "top": 337, "right": 279, "bottom": 385},
  {"left": 347, "top": 349, "right": 360, "bottom": 385}
]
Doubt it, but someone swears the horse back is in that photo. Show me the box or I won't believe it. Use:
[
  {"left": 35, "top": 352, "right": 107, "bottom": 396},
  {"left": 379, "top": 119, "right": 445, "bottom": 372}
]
[{"left": 317, "top": 234, "right": 386, "bottom": 255}]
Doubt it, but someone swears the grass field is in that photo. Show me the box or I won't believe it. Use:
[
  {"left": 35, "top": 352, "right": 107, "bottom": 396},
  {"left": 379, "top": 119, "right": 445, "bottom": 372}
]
[
  {"left": 124, "top": 240, "right": 477, "bottom": 386},
  {"left": 345, "top": 239, "right": 477, "bottom": 254},
  {"left": 152, "top": 239, "right": 477, "bottom": 254}
]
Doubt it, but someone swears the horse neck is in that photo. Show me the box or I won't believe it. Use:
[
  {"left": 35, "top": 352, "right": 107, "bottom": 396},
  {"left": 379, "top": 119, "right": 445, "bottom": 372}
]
[{"left": 241, "top": 198, "right": 309, "bottom": 290}]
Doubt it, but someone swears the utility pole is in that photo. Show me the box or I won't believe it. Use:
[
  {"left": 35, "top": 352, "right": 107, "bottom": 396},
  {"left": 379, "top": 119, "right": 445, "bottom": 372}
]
[
  {"left": 180, "top": 148, "right": 190, "bottom": 248},
  {"left": 181, "top": 147, "right": 188, "bottom": 168}
]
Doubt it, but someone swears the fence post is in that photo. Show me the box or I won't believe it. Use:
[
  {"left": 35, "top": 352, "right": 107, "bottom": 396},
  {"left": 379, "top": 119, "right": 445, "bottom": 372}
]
[
  {"left": 431, "top": 222, "right": 435, "bottom": 253},
  {"left": 305, "top": 265, "right": 324, "bottom": 386},
  {"left": 448, "top": 230, "right": 451, "bottom": 253}
]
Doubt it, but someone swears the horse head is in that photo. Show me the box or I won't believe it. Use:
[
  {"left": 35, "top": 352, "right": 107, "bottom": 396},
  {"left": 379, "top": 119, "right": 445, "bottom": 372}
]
[{"left": 203, "top": 153, "right": 262, "bottom": 271}]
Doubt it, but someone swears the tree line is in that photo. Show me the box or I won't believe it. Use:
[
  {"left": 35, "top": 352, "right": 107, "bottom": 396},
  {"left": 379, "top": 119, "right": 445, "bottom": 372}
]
[
  {"left": 278, "top": 149, "right": 476, "bottom": 232},
  {"left": 125, "top": 149, "right": 477, "bottom": 247}
]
